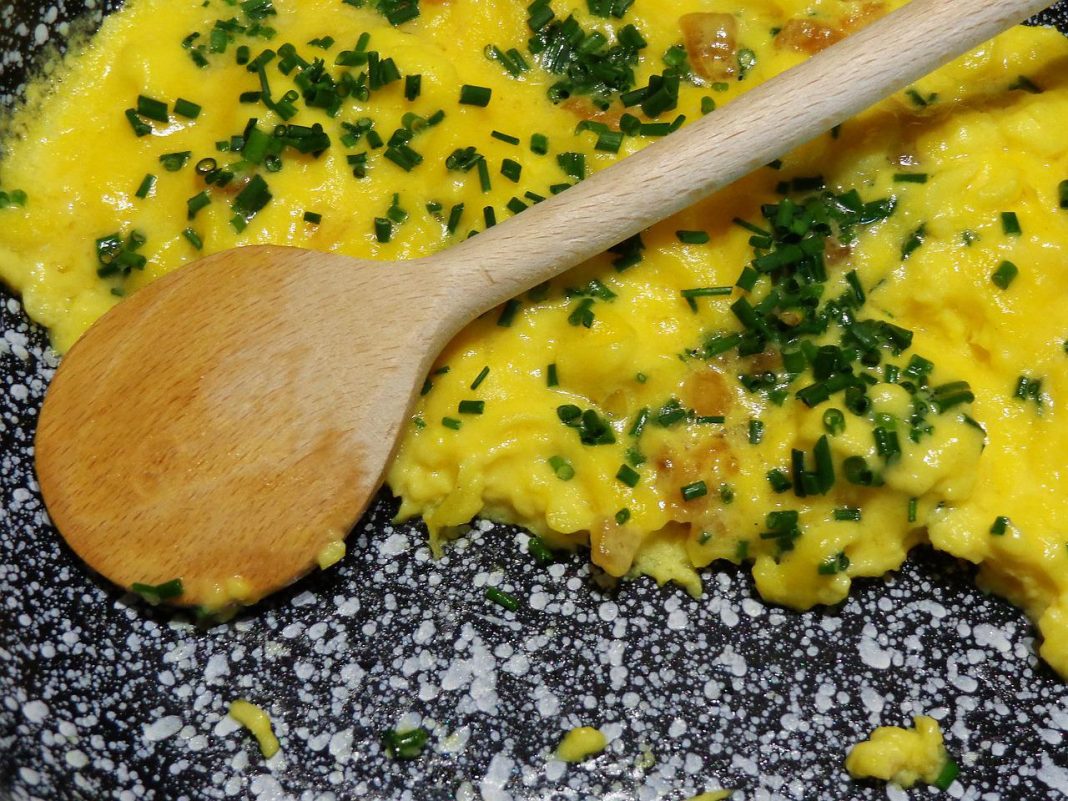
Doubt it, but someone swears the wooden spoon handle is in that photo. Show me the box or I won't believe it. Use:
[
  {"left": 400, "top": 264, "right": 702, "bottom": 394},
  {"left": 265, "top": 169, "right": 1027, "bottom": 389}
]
[{"left": 435, "top": 0, "right": 1050, "bottom": 312}]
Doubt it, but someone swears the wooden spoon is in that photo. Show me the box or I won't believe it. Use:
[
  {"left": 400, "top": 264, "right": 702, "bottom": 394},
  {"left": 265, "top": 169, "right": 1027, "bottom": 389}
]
[{"left": 35, "top": 0, "right": 1051, "bottom": 608}]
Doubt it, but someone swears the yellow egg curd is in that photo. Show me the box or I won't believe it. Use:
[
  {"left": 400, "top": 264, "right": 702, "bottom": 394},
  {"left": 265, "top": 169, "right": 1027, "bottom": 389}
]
[
  {"left": 556, "top": 726, "right": 607, "bottom": 762},
  {"left": 845, "top": 715, "right": 956, "bottom": 790},
  {"left": 228, "top": 699, "right": 281, "bottom": 759},
  {"left": 2, "top": 0, "right": 1068, "bottom": 674}
]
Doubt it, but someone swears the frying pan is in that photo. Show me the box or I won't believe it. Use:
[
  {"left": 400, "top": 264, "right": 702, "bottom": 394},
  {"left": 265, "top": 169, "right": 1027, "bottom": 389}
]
[{"left": 3, "top": 2, "right": 1068, "bottom": 799}]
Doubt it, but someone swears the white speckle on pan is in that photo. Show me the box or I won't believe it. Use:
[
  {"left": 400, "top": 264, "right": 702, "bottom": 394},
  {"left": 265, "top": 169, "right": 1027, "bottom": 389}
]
[
  {"left": 143, "top": 716, "right": 183, "bottom": 743},
  {"left": 479, "top": 752, "right": 514, "bottom": 801},
  {"left": 22, "top": 700, "right": 48, "bottom": 723}
]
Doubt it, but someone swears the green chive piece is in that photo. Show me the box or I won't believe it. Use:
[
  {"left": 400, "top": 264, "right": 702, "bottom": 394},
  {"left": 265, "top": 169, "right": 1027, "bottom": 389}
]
[
  {"left": 174, "top": 98, "right": 202, "bottom": 119},
  {"left": 131, "top": 578, "right": 184, "bottom": 605},
  {"left": 817, "top": 551, "right": 850, "bottom": 575},
  {"left": 528, "top": 536, "right": 556, "bottom": 564},
  {"left": 546, "top": 363, "right": 559, "bottom": 387},
  {"left": 125, "top": 109, "right": 152, "bottom": 137},
  {"left": 485, "top": 586, "right": 520, "bottom": 612},
  {"left": 442, "top": 417, "right": 462, "bottom": 430},
  {"left": 767, "top": 469, "right": 792, "bottom": 493},
  {"left": 459, "top": 84, "right": 492, "bottom": 106},
  {"left": 680, "top": 481, "right": 707, "bottom": 502},
  {"left": 404, "top": 74, "right": 422, "bottom": 100},
  {"left": 500, "top": 158, "right": 522, "bottom": 182},
  {"left": 491, "top": 130, "right": 520, "bottom": 145},
  {"left": 932, "top": 758, "right": 959, "bottom": 791},
  {"left": 374, "top": 217, "right": 392, "bottom": 242},
  {"left": 991, "top": 260, "right": 1018, "bottom": 289},
  {"left": 187, "top": 191, "right": 211, "bottom": 220},
  {"left": 748, "top": 419, "right": 764, "bottom": 445},
  {"left": 181, "top": 228, "right": 203, "bottom": 250},
  {"left": 136, "top": 95, "right": 170, "bottom": 123},
  {"left": 616, "top": 464, "right": 640, "bottom": 488},
  {"left": 615, "top": 508, "right": 631, "bottom": 525},
  {"left": 833, "top": 507, "right": 861, "bottom": 522},
  {"left": 303, "top": 211, "right": 322, "bottom": 225},
  {"left": 990, "top": 515, "right": 1010, "bottom": 536},
  {"left": 470, "top": 366, "right": 490, "bottom": 390},
  {"left": 458, "top": 400, "right": 485, "bottom": 415},
  {"left": 159, "top": 151, "right": 192, "bottom": 172},
  {"left": 135, "top": 174, "right": 157, "bottom": 199},
  {"left": 497, "top": 298, "right": 521, "bottom": 327},
  {"left": 1001, "top": 211, "right": 1022, "bottom": 236},
  {"left": 530, "top": 133, "right": 549, "bottom": 154},
  {"left": 719, "top": 483, "right": 735, "bottom": 504},
  {"left": 381, "top": 728, "right": 430, "bottom": 760},
  {"left": 893, "top": 172, "right": 928, "bottom": 183},
  {"left": 548, "top": 455, "right": 575, "bottom": 480},
  {"left": 676, "top": 230, "right": 710, "bottom": 244},
  {"left": 908, "top": 497, "right": 918, "bottom": 523},
  {"left": 822, "top": 408, "right": 845, "bottom": 436}
]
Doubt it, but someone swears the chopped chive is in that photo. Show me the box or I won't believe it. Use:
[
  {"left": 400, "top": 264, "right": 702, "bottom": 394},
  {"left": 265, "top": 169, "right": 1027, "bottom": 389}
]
[
  {"left": 136, "top": 95, "right": 169, "bottom": 123},
  {"left": 817, "top": 551, "right": 850, "bottom": 575},
  {"left": 477, "top": 158, "right": 492, "bottom": 192},
  {"left": 767, "top": 469, "right": 792, "bottom": 493},
  {"left": 1001, "top": 211, "right": 1021, "bottom": 236},
  {"left": 303, "top": 211, "right": 322, "bottom": 225},
  {"left": 159, "top": 151, "right": 192, "bottom": 172},
  {"left": 680, "top": 481, "right": 707, "bottom": 502},
  {"left": 1059, "top": 180, "right": 1068, "bottom": 210},
  {"left": 748, "top": 419, "right": 764, "bottom": 445},
  {"left": 991, "top": 260, "right": 1018, "bottom": 289},
  {"left": 893, "top": 172, "right": 928, "bottom": 183},
  {"left": 497, "top": 298, "right": 521, "bottom": 327},
  {"left": 901, "top": 223, "right": 926, "bottom": 260},
  {"left": 1009, "top": 75, "right": 1042, "bottom": 94},
  {"left": 485, "top": 586, "right": 519, "bottom": 612},
  {"left": 680, "top": 286, "right": 731, "bottom": 311},
  {"left": 719, "top": 483, "right": 735, "bottom": 504},
  {"left": 187, "top": 191, "right": 211, "bottom": 220},
  {"left": 181, "top": 228, "right": 203, "bottom": 250},
  {"left": 615, "top": 508, "right": 631, "bottom": 525},
  {"left": 528, "top": 536, "right": 555, "bottom": 565},
  {"left": 833, "top": 507, "right": 861, "bottom": 522},
  {"left": 990, "top": 515, "right": 1010, "bottom": 536},
  {"left": 546, "top": 363, "right": 559, "bottom": 387},
  {"left": 908, "top": 497, "right": 918, "bottom": 523},
  {"left": 483, "top": 206, "right": 497, "bottom": 227},
  {"left": 556, "top": 152, "right": 586, "bottom": 180},
  {"left": 530, "top": 133, "right": 549, "bottom": 154},
  {"left": 125, "top": 109, "right": 152, "bottom": 137},
  {"left": 676, "top": 230, "right": 710, "bottom": 244},
  {"left": 470, "top": 366, "right": 490, "bottom": 390},
  {"left": 491, "top": 130, "right": 520, "bottom": 145},
  {"left": 595, "top": 131, "right": 624, "bottom": 153},
  {"left": 459, "top": 84, "right": 492, "bottom": 106},
  {"left": 381, "top": 728, "right": 430, "bottom": 760},
  {"left": 458, "top": 400, "right": 485, "bottom": 415},
  {"left": 131, "top": 578, "right": 184, "bottom": 604},
  {"left": 374, "top": 217, "right": 392, "bottom": 243},
  {"left": 442, "top": 417, "right": 462, "bottom": 430},
  {"left": 135, "top": 174, "right": 157, "bottom": 199},
  {"left": 548, "top": 455, "right": 575, "bottom": 481},
  {"left": 500, "top": 159, "right": 522, "bottom": 183},
  {"left": 446, "top": 203, "right": 464, "bottom": 234},
  {"left": 173, "top": 98, "right": 202, "bottom": 119},
  {"left": 822, "top": 408, "right": 845, "bottom": 436},
  {"left": 616, "top": 464, "right": 640, "bottom": 488},
  {"left": 404, "top": 74, "right": 422, "bottom": 100},
  {"left": 933, "top": 758, "right": 959, "bottom": 791}
]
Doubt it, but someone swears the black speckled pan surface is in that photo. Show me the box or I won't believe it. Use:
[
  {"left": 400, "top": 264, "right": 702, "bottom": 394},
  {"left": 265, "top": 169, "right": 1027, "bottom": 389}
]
[{"left": 3, "top": 3, "right": 1068, "bottom": 800}]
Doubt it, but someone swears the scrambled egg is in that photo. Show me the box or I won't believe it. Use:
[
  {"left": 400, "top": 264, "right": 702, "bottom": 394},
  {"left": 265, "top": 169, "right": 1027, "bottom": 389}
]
[
  {"left": 2, "top": 0, "right": 1067, "bottom": 677},
  {"left": 228, "top": 699, "right": 281, "bottom": 759},
  {"left": 845, "top": 715, "right": 955, "bottom": 790},
  {"left": 556, "top": 726, "right": 607, "bottom": 762}
]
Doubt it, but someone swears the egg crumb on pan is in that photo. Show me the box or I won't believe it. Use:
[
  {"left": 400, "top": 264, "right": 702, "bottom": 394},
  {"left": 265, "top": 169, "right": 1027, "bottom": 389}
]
[
  {"left": 845, "top": 715, "right": 957, "bottom": 791},
  {"left": 228, "top": 699, "right": 281, "bottom": 759},
  {"left": 1, "top": 0, "right": 1067, "bottom": 770},
  {"left": 555, "top": 726, "right": 608, "bottom": 763}
]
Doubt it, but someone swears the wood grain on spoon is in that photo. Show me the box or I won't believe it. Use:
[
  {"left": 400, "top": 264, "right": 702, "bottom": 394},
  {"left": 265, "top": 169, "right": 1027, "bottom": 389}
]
[{"left": 35, "top": 0, "right": 1051, "bottom": 608}]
